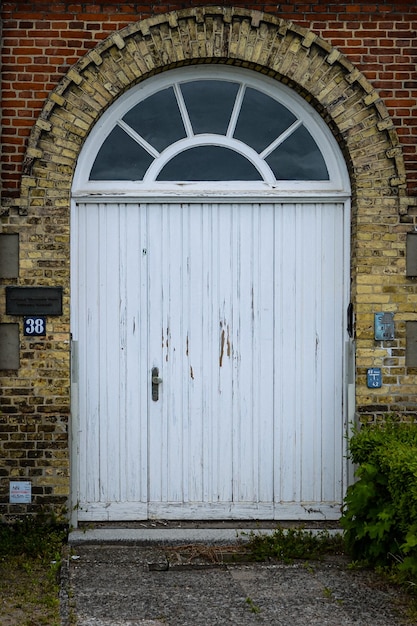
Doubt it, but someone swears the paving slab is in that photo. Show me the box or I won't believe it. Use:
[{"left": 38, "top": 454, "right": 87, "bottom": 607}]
[{"left": 61, "top": 538, "right": 413, "bottom": 625}]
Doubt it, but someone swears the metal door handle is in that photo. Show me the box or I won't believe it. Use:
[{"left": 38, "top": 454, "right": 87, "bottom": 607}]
[{"left": 151, "top": 367, "right": 162, "bottom": 401}]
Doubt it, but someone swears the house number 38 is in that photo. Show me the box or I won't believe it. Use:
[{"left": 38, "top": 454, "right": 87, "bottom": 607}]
[{"left": 24, "top": 316, "right": 46, "bottom": 336}]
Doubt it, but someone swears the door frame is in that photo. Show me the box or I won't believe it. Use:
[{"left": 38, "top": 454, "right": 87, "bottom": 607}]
[{"left": 70, "top": 64, "right": 352, "bottom": 527}]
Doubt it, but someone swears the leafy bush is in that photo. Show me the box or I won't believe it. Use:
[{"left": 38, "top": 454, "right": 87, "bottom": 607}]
[
  {"left": 341, "top": 419, "right": 417, "bottom": 581},
  {"left": 0, "top": 515, "right": 67, "bottom": 561},
  {"left": 0, "top": 516, "right": 67, "bottom": 626}
]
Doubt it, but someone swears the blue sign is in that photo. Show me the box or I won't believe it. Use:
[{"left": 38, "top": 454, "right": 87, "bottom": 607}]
[
  {"left": 374, "top": 312, "right": 394, "bottom": 340},
  {"left": 24, "top": 316, "right": 46, "bottom": 336},
  {"left": 367, "top": 367, "right": 382, "bottom": 388}
]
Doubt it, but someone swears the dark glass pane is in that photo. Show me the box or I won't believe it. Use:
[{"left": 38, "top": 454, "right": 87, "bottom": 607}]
[
  {"left": 234, "top": 88, "right": 297, "bottom": 153},
  {"left": 180, "top": 80, "right": 240, "bottom": 135},
  {"left": 122, "top": 87, "right": 185, "bottom": 152},
  {"left": 265, "top": 125, "right": 329, "bottom": 180},
  {"left": 89, "top": 126, "right": 153, "bottom": 180},
  {"left": 157, "top": 146, "right": 262, "bottom": 181}
]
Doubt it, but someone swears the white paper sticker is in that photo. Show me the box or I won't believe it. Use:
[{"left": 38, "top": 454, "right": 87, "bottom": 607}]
[{"left": 10, "top": 481, "right": 32, "bottom": 504}]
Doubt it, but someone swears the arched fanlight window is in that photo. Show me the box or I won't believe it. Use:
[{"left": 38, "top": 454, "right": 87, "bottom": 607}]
[
  {"left": 73, "top": 66, "right": 349, "bottom": 194},
  {"left": 90, "top": 78, "right": 328, "bottom": 182}
]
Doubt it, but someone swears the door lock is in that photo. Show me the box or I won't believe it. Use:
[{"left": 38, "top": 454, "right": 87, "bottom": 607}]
[{"left": 151, "top": 367, "right": 162, "bottom": 401}]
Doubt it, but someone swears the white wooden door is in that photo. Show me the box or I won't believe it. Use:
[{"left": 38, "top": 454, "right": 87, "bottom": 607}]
[{"left": 72, "top": 200, "right": 347, "bottom": 521}]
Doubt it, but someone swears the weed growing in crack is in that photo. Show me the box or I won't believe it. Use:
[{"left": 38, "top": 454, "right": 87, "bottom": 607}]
[
  {"left": 245, "top": 596, "right": 261, "bottom": 614},
  {"left": 244, "top": 527, "right": 344, "bottom": 563}
]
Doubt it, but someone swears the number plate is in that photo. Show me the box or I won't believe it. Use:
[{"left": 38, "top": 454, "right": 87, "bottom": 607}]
[
  {"left": 24, "top": 316, "right": 46, "bottom": 336},
  {"left": 367, "top": 367, "right": 382, "bottom": 388}
]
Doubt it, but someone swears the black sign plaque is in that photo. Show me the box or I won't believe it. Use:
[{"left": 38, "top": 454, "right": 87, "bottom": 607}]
[
  {"left": 24, "top": 316, "right": 47, "bottom": 336},
  {"left": 6, "top": 287, "right": 63, "bottom": 316}
]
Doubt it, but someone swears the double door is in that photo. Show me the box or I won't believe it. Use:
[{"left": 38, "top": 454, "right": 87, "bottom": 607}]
[{"left": 71, "top": 200, "right": 346, "bottom": 521}]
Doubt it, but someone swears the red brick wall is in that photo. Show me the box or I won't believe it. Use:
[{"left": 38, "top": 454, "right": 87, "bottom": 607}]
[{"left": 1, "top": 0, "right": 417, "bottom": 199}]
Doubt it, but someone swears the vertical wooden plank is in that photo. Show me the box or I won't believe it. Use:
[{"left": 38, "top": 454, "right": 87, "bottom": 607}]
[
  {"left": 320, "top": 203, "right": 344, "bottom": 502},
  {"left": 275, "top": 203, "right": 298, "bottom": 504},
  {"left": 216, "top": 202, "right": 234, "bottom": 503},
  {"left": 256, "top": 202, "right": 275, "bottom": 504},
  {"left": 201, "top": 202, "right": 219, "bottom": 503},
  {"left": 139, "top": 204, "right": 150, "bottom": 509},
  {"left": 185, "top": 202, "right": 205, "bottom": 503},
  {"left": 103, "top": 204, "right": 118, "bottom": 503},
  {"left": 74, "top": 203, "right": 88, "bottom": 505},
  {"left": 233, "top": 201, "right": 255, "bottom": 502},
  {"left": 74, "top": 202, "right": 85, "bottom": 505},
  {"left": 180, "top": 202, "right": 190, "bottom": 504},
  {"left": 83, "top": 203, "right": 101, "bottom": 505},
  {"left": 272, "top": 203, "right": 284, "bottom": 508},
  {"left": 101, "top": 203, "right": 122, "bottom": 503},
  {"left": 295, "top": 202, "right": 324, "bottom": 503},
  {"left": 123, "top": 203, "right": 147, "bottom": 505},
  {"left": 147, "top": 202, "right": 164, "bottom": 504},
  {"left": 230, "top": 201, "right": 241, "bottom": 504},
  {"left": 164, "top": 202, "right": 185, "bottom": 503},
  {"left": 299, "top": 202, "right": 321, "bottom": 503},
  {"left": 118, "top": 203, "right": 128, "bottom": 503},
  {"left": 298, "top": 201, "right": 322, "bottom": 504},
  {"left": 196, "top": 201, "right": 209, "bottom": 503}
]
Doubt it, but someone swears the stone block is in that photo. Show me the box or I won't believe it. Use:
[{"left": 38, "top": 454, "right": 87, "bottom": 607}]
[
  {"left": 0, "top": 324, "right": 20, "bottom": 370},
  {"left": 0, "top": 234, "right": 19, "bottom": 278}
]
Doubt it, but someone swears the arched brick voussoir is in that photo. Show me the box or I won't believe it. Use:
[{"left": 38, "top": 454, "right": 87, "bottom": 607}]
[{"left": 21, "top": 6, "right": 406, "bottom": 214}]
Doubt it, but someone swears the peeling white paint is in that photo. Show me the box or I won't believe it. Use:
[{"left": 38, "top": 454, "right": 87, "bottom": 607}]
[{"left": 72, "top": 199, "right": 348, "bottom": 521}]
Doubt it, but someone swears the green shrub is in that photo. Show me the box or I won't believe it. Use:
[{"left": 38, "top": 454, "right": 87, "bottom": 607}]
[
  {"left": 0, "top": 515, "right": 67, "bottom": 561},
  {"left": 341, "top": 419, "right": 417, "bottom": 581},
  {"left": 0, "top": 516, "right": 67, "bottom": 626}
]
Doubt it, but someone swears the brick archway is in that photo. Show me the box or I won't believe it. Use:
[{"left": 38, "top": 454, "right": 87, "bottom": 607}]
[{"left": 20, "top": 6, "right": 405, "bottom": 215}]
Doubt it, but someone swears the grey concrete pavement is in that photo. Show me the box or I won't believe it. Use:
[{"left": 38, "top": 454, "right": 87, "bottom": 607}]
[{"left": 61, "top": 529, "right": 412, "bottom": 626}]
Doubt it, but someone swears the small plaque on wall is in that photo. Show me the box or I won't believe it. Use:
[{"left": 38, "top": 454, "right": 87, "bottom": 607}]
[
  {"left": 374, "top": 312, "right": 394, "bottom": 340},
  {"left": 10, "top": 481, "right": 32, "bottom": 504},
  {"left": 367, "top": 367, "right": 382, "bottom": 388},
  {"left": 6, "top": 287, "right": 62, "bottom": 315},
  {"left": 24, "top": 316, "right": 47, "bottom": 336}
]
